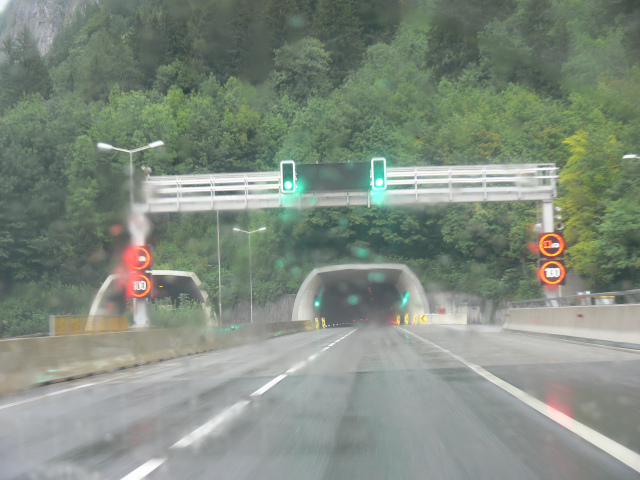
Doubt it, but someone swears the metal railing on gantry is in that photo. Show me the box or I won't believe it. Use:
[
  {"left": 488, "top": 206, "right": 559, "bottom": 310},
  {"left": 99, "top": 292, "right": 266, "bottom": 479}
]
[{"left": 141, "top": 163, "right": 558, "bottom": 213}]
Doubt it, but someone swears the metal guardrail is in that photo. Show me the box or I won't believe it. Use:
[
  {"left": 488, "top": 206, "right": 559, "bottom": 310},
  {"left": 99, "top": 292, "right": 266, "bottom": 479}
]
[
  {"left": 509, "top": 289, "right": 640, "bottom": 308},
  {"left": 141, "top": 163, "right": 557, "bottom": 212}
]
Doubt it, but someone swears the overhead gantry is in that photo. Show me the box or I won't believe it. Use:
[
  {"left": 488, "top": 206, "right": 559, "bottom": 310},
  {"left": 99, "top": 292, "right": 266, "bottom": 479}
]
[{"left": 140, "top": 163, "right": 558, "bottom": 232}]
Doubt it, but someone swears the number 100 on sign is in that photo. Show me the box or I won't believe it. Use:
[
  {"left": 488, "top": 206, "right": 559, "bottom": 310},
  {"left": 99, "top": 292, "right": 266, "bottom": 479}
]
[
  {"left": 127, "top": 272, "right": 152, "bottom": 298},
  {"left": 539, "top": 260, "right": 566, "bottom": 285}
]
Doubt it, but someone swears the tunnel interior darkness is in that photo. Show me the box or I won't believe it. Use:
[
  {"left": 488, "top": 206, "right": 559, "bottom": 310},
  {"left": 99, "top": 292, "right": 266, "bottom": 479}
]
[
  {"left": 153, "top": 275, "right": 206, "bottom": 306},
  {"left": 293, "top": 264, "right": 429, "bottom": 325},
  {"left": 318, "top": 281, "right": 401, "bottom": 326}
]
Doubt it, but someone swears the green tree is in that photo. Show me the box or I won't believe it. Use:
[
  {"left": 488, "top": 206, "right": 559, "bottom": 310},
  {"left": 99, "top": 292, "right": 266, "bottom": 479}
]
[
  {"left": 558, "top": 122, "right": 623, "bottom": 286},
  {"left": 312, "top": 0, "right": 365, "bottom": 85},
  {"left": 0, "top": 97, "right": 67, "bottom": 286},
  {"left": 271, "top": 37, "right": 331, "bottom": 104},
  {"left": 0, "top": 27, "right": 52, "bottom": 111}
]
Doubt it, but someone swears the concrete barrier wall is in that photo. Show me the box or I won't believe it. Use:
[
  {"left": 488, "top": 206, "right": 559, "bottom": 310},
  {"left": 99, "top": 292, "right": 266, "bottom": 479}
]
[
  {"left": 424, "top": 314, "right": 468, "bottom": 325},
  {"left": 504, "top": 305, "right": 640, "bottom": 345},
  {"left": 0, "top": 321, "right": 313, "bottom": 396}
]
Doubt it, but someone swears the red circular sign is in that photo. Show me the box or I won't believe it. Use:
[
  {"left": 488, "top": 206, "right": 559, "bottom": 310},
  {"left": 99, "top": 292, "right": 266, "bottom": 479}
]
[
  {"left": 126, "top": 273, "right": 152, "bottom": 298},
  {"left": 124, "top": 246, "right": 151, "bottom": 270},
  {"left": 538, "top": 233, "right": 565, "bottom": 257},
  {"left": 539, "top": 260, "right": 566, "bottom": 285}
]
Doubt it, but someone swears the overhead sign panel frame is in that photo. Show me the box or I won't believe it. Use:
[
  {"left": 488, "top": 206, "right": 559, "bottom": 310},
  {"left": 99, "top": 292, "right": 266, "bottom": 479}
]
[{"left": 296, "top": 162, "right": 371, "bottom": 193}]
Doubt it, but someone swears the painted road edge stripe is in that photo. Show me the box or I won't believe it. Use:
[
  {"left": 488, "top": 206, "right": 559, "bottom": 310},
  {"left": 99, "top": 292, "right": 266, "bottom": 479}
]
[
  {"left": 0, "top": 374, "right": 131, "bottom": 411},
  {"left": 120, "top": 458, "right": 166, "bottom": 480},
  {"left": 401, "top": 328, "right": 640, "bottom": 474},
  {"left": 171, "top": 400, "right": 250, "bottom": 449}
]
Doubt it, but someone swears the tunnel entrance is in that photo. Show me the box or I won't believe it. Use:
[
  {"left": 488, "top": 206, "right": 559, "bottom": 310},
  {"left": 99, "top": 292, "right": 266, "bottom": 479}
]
[
  {"left": 319, "top": 281, "right": 400, "bottom": 326},
  {"left": 89, "top": 270, "right": 212, "bottom": 321},
  {"left": 292, "top": 264, "right": 429, "bottom": 325}
]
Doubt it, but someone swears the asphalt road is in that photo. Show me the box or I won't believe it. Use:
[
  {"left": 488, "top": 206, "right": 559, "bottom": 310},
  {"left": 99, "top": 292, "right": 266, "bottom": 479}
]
[{"left": 1, "top": 325, "right": 639, "bottom": 480}]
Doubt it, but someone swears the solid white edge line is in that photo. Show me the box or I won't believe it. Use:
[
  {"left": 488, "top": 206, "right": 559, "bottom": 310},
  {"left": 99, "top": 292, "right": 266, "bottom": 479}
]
[
  {"left": 171, "top": 400, "right": 250, "bottom": 449},
  {"left": 308, "top": 353, "right": 318, "bottom": 361},
  {"left": 0, "top": 376, "right": 120, "bottom": 411},
  {"left": 250, "top": 374, "right": 287, "bottom": 397},
  {"left": 120, "top": 458, "right": 167, "bottom": 480},
  {"left": 401, "top": 328, "right": 640, "bottom": 474}
]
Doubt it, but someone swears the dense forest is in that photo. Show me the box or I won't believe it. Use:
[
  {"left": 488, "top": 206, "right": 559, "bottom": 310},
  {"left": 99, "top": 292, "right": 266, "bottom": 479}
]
[{"left": 1, "top": 0, "right": 640, "bottom": 333}]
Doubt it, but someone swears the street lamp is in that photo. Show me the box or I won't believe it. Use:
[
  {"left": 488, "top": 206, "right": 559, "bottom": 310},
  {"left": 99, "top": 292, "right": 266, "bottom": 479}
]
[
  {"left": 233, "top": 227, "right": 267, "bottom": 324},
  {"left": 98, "top": 140, "right": 163, "bottom": 328},
  {"left": 97, "top": 140, "right": 164, "bottom": 207}
]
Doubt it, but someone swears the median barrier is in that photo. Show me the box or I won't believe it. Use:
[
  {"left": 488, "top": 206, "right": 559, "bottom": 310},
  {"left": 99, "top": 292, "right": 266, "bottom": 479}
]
[
  {"left": 0, "top": 321, "right": 313, "bottom": 396},
  {"left": 420, "top": 314, "right": 467, "bottom": 325},
  {"left": 504, "top": 305, "right": 640, "bottom": 345}
]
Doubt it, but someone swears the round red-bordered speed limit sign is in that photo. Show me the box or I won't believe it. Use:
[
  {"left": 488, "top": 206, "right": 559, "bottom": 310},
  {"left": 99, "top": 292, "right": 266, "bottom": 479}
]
[
  {"left": 539, "top": 260, "right": 566, "bottom": 285},
  {"left": 126, "top": 272, "right": 152, "bottom": 298}
]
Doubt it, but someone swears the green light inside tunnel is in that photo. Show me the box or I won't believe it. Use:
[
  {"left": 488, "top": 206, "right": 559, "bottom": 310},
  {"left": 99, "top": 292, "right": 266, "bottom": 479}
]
[
  {"left": 402, "top": 292, "right": 409, "bottom": 305},
  {"left": 314, "top": 300, "right": 320, "bottom": 307}
]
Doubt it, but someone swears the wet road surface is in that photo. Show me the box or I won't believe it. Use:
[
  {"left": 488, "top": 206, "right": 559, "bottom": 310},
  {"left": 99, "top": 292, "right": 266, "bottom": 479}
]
[{"left": 1, "top": 325, "right": 639, "bottom": 479}]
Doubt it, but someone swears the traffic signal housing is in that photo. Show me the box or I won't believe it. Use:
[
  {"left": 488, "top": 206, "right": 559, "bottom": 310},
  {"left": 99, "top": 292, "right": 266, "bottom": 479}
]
[
  {"left": 280, "top": 160, "right": 296, "bottom": 193},
  {"left": 371, "top": 157, "right": 387, "bottom": 190}
]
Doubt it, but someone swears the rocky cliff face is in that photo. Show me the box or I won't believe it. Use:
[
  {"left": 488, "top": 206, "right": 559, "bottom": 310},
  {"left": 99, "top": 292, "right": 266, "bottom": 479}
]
[{"left": 1, "top": 0, "right": 98, "bottom": 55}]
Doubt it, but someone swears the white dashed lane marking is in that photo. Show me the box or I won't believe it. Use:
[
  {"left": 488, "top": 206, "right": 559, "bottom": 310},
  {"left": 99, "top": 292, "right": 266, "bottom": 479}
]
[{"left": 120, "top": 458, "right": 166, "bottom": 480}]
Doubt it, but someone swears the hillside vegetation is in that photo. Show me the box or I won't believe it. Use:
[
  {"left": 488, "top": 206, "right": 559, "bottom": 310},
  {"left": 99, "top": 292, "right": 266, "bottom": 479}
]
[{"left": 1, "top": 0, "right": 640, "bottom": 330}]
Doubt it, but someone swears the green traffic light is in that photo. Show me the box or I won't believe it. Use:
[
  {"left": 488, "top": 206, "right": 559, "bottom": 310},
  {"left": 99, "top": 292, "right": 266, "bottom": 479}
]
[
  {"left": 371, "top": 157, "right": 387, "bottom": 190},
  {"left": 314, "top": 300, "right": 320, "bottom": 307},
  {"left": 402, "top": 292, "right": 409, "bottom": 305},
  {"left": 280, "top": 160, "right": 296, "bottom": 193}
]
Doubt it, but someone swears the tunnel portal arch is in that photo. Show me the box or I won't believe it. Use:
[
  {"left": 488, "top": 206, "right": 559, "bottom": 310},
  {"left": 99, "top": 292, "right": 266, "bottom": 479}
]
[
  {"left": 292, "top": 264, "right": 429, "bottom": 324},
  {"left": 89, "top": 270, "right": 214, "bottom": 325}
]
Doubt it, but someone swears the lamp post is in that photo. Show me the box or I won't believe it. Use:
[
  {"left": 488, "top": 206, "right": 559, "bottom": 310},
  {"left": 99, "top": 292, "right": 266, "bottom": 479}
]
[
  {"left": 97, "top": 140, "right": 164, "bottom": 207},
  {"left": 97, "top": 140, "right": 164, "bottom": 327},
  {"left": 233, "top": 227, "right": 266, "bottom": 324}
]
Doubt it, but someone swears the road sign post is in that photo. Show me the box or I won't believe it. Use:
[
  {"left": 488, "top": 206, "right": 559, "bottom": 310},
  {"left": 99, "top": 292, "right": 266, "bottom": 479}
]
[{"left": 124, "top": 245, "right": 153, "bottom": 326}]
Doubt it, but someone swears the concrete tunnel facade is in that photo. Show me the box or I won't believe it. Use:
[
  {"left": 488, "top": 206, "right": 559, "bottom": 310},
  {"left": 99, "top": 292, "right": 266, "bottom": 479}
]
[{"left": 292, "top": 264, "right": 430, "bottom": 324}]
